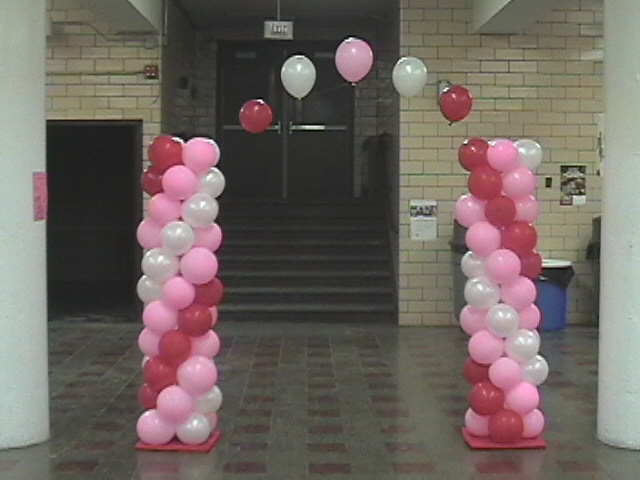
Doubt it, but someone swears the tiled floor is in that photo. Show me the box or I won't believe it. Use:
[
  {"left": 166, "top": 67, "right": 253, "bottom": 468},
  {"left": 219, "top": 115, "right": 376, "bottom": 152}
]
[{"left": 1, "top": 320, "right": 638, "bottom": 479}]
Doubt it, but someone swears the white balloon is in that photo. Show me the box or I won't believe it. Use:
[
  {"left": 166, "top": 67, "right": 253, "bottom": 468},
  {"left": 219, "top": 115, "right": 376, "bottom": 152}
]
[
  {"left": 137, "top": 275, "right": 162, "bottom": 303},
  {"left": 199, "top": 167, "right": 226, "bottom": 198},
  {"left": 176, "top": 412, "right": 212, "bottom": 445},
  {"left": 486, "top": 303, "right": 519, "bottom": 338},
  {"left": 461, "top": 251, "right": 485, "bottom": 278},
  {"left": 141, "top": 248, "right": 179, "bottom": 283},
  {"left": 505, "top": 329, "right": 540, "bottom": 363},
  {"left": 281, "top": 55, "right": 316, "bottom": 99},
  {"left": 182, "top": 193, "right": 219, "bottom": 228},
  {"left": 515, "top": 139, "right": 543, "bottom": 171},
  {"left": 464, "top": 276, "right": 500, "bottom": 310},
  {"left": 392, "top": 56, "right": 428, "bottom": 97},
  {"left": 523, "top": 354, "right": 549, "bottom": 385},
  {"left": 161, "top": 221, "right": 195, "bottom": 256},
  {"left": 196, "top": 385, "right": 223, "bottom": 415}
]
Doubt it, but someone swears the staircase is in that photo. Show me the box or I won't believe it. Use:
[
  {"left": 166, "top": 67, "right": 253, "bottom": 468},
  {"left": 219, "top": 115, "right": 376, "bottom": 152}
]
[{"left": 217, "top": 201, "right": 396, "bottom": 322}]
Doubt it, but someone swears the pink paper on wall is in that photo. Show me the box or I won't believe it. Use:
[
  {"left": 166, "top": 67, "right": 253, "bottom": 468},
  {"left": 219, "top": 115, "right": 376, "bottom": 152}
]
[{"left": 33, "top": 172, "right": 48, "bottom": 221}]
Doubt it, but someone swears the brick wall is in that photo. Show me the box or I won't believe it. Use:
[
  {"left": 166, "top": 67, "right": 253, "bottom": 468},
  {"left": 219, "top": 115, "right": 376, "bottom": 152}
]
[{"left": 398, "top": 0, "right": 603, "bottom": 325}]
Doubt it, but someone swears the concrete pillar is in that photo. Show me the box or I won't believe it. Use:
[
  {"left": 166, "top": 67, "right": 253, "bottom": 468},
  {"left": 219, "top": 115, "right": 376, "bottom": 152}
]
[
  {"left": 598, "top": 0, "right": 640, "bottom": 450},
  {"left": 0, "top": 0, "right": 50, "bottom": 449}
]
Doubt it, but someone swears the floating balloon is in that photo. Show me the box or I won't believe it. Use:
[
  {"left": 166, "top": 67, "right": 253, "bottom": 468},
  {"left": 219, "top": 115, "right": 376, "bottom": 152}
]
[
  {"left": 486, "top": 303, "right": 520, "bottom": 338},
  {"left": 515, "top": 139, "right": 543, "bottom": 171},
  {"left": 464, "top": 276, "right": 500, "bottom": 310},
  {"left": 489, "top": 409, "right": 523, "bottom": 444},
  {"left": 487, "top": 139, "right": 520, "bottom": 173},
  {"left": 468, "top": 165, "right": 502, "bottom": 200},
  {"left": 335, "top": 37, "right": 374, "bottom": 83},
  {"left": 458, "top": 138, "right": 489, "bottom": 171},
  {"left": 485, "top": 196, "right": 516, "bottom": 227},
  {"left": 281, "top": 55, "right": 316, "bottom": 99},
  {"left": 239, "top": 99, "right": 273, "bottom": 134},
  {"left": 148, "top": 135, "right": 183, "bottom": 173},
  {"left": 439, "top": 84, "right": 473, "bottom": 123},
  {"left": 455, "top": 194, "right": 486, "bottom": 227},
  {"left": 392, "top": 56, "right": 428, "bottom": 97},
  {"left": 182, "top": 137, "right": 220, "bottom": 174}
]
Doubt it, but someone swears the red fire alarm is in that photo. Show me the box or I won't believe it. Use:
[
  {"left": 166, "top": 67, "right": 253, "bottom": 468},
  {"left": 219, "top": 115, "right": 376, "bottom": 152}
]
[{"left": 144, "top": 64, "right": 159, "bottom": 80}]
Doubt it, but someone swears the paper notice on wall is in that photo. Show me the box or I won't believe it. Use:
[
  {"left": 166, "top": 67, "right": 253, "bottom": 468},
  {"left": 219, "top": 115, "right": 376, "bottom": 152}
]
[
  {"left": 410, "top": 200, "right": 437, "bottom": 241},
  {"left": 33, "top": 172, "right": 48, "bottom": 221},
  {"left": 560, "top": 165, "right": 586, "bottom": 206}
]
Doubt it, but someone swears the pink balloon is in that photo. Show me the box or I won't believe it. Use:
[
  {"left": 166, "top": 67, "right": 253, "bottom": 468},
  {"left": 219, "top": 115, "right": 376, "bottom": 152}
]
[
  {"left": 505, "top": 381, "right": 540, "bottom": 414},
  {"left": 182, "top": 137, "right": 220, "bottom": 174},
  {"left": 522, "top": 409, "right": 545, "bottom": 438},
  {"left": 487, "top": 139, "right": 520, "bottom": 173},
  {"left": 138, "top": 328, "right": 161, "bottom": 357},
  {"left": 455, "top": 195, "right": 486, "bottom": 227},
  {"left": 465, "top": 408, "right": 490, "bottom": 437},
  {"left": 137, "top": 219, "right": 162, "bottom": 249},
  {"left": 335, "top": 37, "right": 374, "bottom": 83},
  {"left": 489, "top": 357, "right": 523, "bottom": 390},
  {"left": 162, "top": 165, "right": 198, "bottom": 200},
  {"left": 501, "top": 276, "right": 537, "bottom": 311},
  {"left": 514, "top": 195, "right": 539, "bottom": 223},
  {"left": 503, "top": 166, "right": 536, "bottom": 198},
  {"left": 156, "top": 385, "right": 195, "bottom": 423},
  {"left": 193, "top": 224, "right": 223, "bottom": 251},
  {"left": 162, "top": 276, "right": 196, "bottom": 310},
  {"left": 143, "top": 301, "right": 178, "bottom": 334},
  {"left": 137, "top": 409, "right": 176, "bottom": 445},
  {"left": 460, "top": 306, "right": 487, "bottom": 335},
  {"left": 468, "top": 330, "right": 504, "bottom": 365},
  {"left": 484, "top": 249, "right": 522, "bottom": 285},
  {"left": 465, "top": 221, "right": 501, "bottom": 257},
  {"left": 519, "top": 304, "right": 541, "bottom": 329},
  {"left": 180, "top": 248, "right": 218, "bottom": 285},
  {"left": 191, "top": 330, "right": 221, "bottom": 358},
  {"left": 149, "top": 193, "right": 182, "bottom": 226},
  {"left": 177, "top": 355, "right": 218, "bottom": 395}
]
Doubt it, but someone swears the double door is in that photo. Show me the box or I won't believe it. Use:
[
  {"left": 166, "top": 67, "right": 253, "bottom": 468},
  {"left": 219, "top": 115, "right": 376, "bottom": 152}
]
[{"left": 218, "top": 42, "right": 354, "bottom": 200}]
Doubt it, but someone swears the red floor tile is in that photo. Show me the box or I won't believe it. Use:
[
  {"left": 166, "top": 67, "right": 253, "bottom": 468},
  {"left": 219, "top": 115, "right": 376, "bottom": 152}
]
[{"left": 309, "top": 462, "right": 352, "bottom": 474}]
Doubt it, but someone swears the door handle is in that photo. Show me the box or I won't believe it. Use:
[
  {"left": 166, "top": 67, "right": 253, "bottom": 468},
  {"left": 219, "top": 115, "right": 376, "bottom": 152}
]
[
  {"left": 223, "top": 121, "right": 282, "bottom": 133},
  {"left": 288, "top": 122, "right": 346, "bottom": 134}
]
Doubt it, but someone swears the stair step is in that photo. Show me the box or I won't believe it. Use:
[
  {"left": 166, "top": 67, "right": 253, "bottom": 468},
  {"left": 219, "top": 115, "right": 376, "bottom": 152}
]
[
  {"left": 219, "top": 302, "right": 396, "bottom": 313},
  {"left": 218, "top": 204, "right": 384, "bottom": 218},
  {"left": 221, "top": 246, "right": 387, "bottom": 257},
  {"left": 226, "top": 286, "right": 390, "bottom": 295},
  {"left": 218, "top": 311, "right": 395, "bottom": 322},
  {"left": 221, "top": 224, "right": 385, "bottom": 233},
  {"left": 222, "top": 239, "right": 386, "bottom": 247},
  {"left": 220, "top": 270, "right": 390, "bottom": 278},
  {"left": 221, "top": 276, "right": 391, "bottom": 288},
  {"left": 218, "top": 253, "right": 386, "bottom": 263},
  {"left": 219, "top": 261, "right": 388, "bottom": 273}
]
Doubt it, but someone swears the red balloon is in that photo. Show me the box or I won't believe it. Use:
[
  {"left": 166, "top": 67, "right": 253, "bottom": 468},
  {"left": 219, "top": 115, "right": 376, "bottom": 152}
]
[
  {"left": 468, "top": 165, "right": 502, "bottom": 200},
  {"left": 463, "top": 358, "right": 490, "bottom": 385},
  {"left": 141, "top": 166, "right": 163, "bottom": 196},
  {"left": 489, "top": 409, "right": 524, "bottom": 444},
  {"left": 158, "top": 330, "right": 192, "bottom": 366},
  {"left": 502, "top": 222, "right": 537, "bottom": 256},
  {"left": 148, "top": 135, "right": 183, "bottom": 173},
  {"left": 194, "top": 278, "right": 224, "bottom": 307},
  {"left": 139, "top": 383, "right": 159, "bottom": 409},
  {"left": 143, "top": 357, "right": 177, "bottom": 391},
  {"left": 485, "top": 196, "right": 516, "bottom": 228},
  {"left": 520, "top": 251, "right": 543, "bottom": 279},
  {"left": 239, "top": 99, "right": 273, "bottom": 134},
  {"left": 458, "top": 138, "right": 489, "bottom": 171},
  {"left": 178, "top": 304, "right": 213, "bottom": 337},
  {"left": 469, "top": 380, "right": 505, "bottom": 416},
  {"left": 439, "top": 85, "right": 473, "bottom": 123}
]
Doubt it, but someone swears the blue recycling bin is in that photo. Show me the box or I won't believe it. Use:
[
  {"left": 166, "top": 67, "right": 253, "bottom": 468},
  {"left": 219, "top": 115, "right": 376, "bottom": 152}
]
[{"left": 535, "top": 260, "right": 574, "bottom": 331}]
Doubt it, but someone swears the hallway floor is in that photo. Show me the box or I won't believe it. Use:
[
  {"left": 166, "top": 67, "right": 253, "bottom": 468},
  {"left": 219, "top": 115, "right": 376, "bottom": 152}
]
[{"left": 1, "top": 320, "right": 637, "bottom": 480}]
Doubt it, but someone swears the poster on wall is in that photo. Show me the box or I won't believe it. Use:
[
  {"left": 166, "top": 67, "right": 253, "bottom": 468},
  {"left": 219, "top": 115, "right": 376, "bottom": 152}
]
[
  {"left": 560, "top": 165, "right": 586, "bottom": 206},
  {"left": 410, "top": 200, "right": 437, "bottom": 241}
]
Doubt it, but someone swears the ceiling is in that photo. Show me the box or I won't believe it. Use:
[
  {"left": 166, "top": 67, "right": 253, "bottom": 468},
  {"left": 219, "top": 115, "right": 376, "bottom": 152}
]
[{"left": 177, "top": 0, "right": 395, "bottom": 29}]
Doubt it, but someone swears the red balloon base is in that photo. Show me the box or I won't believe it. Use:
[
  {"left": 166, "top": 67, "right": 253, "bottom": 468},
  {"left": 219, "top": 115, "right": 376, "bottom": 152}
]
[
  {"left": 462, "top": 428, "right": 545, "bottom": 450},
  {"left": 136, "top": 430, "right": 222, "bottom": 453}
]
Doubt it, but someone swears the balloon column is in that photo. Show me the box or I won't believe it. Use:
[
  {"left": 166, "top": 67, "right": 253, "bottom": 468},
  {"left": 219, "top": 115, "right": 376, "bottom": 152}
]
[
  {"left": 136, "top": 135, "right": 225, "bottom": 451},
  {"left": 455, "top": 137, "right": 547, "bottom": 448}
]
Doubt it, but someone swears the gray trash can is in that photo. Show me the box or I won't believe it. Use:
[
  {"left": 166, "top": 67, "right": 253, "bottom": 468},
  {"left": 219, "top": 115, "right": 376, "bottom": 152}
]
[
  {"left": 586, "top": 216, "right": 600, "bottom": 323},
  {"left": 450, "top": 221, "right": 468, "bottom": 321}
]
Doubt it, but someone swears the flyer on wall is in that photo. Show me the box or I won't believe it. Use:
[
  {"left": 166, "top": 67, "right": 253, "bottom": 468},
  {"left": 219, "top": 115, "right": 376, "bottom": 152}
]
[
  {"left": 410, "top": 200, "right": 438, "bottom": 241},
  {"left": 560, "top": 165, "right": 586, "bottom": 206}
]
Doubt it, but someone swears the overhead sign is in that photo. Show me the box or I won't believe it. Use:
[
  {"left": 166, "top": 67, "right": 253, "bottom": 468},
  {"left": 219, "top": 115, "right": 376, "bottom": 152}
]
[{"left": 264, "top": 20, "right": 293, "bottom": 40}]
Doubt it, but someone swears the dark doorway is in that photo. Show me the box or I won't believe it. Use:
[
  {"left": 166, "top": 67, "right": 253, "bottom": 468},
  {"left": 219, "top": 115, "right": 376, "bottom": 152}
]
[
  {"left": 46, "top": 120, "right": 142, "bottom": 320},
  {"left": 217, "top": 41, "right": 354, "bottom": 201}
]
